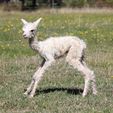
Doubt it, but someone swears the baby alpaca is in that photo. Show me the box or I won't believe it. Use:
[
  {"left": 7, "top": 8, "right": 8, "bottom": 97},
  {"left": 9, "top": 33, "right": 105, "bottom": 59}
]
[{"left": 21, "top": 18, "right": 97, "bottom": 98}]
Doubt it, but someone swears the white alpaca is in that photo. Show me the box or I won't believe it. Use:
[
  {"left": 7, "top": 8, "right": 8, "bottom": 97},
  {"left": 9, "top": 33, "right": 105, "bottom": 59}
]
[{"left": 21, "top": 18, "right": 97, "bottom": 98}]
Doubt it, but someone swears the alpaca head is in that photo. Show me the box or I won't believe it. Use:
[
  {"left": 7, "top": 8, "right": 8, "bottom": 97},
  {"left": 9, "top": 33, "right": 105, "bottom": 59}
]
[{"left": 21, "top": 18, "right": 42, "bottom": 39}]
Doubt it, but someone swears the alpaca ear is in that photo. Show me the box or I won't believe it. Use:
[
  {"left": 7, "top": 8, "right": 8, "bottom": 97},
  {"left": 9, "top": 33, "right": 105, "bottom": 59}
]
[
  {"left": 33, "top": 18, "right": 42, "bottom": 27},
  {"left": 21, "top": 19, "right": 28, "bottom": 25}
]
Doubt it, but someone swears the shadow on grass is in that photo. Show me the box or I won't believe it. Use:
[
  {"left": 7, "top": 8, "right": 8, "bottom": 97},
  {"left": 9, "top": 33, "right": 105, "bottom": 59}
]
[{"left": 36, "top": 87, "right": 83, "bottom": 95}]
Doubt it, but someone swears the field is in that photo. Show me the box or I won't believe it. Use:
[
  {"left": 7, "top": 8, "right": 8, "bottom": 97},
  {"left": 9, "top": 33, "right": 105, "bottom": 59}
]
[{"left": 0, "top": 9, "right": 113, "bottom": 113}]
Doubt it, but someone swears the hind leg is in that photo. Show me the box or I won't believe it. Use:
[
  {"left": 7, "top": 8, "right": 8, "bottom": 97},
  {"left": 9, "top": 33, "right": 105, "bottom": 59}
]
[
  {"left": 66, "top": 48, "right": 97, "bottom": 96},
  {"left": 91, "top": 72, "right": 97, "bottom": 95},
  {"left": 82, "top": 61, "right": 97, "bottom": 95}
]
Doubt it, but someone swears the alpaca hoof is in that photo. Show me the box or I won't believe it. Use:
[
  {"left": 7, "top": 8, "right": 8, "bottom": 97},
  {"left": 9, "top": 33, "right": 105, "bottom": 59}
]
[
  {"left": 93, "top": 91, "right": 98, "bottom": 95},
  {"left": 82, "top": 93, "right": 87, "bottom": 97},
  {"left": 24, "top": 92, "right": 28, "bottom": 96},
  {"left": 28, "top": 94, "right": 34, "bottom": 98}
]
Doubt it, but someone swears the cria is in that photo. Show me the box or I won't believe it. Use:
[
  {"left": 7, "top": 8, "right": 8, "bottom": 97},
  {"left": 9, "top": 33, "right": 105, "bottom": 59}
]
[{"left": 21, "top": 18, "right": 97, "bottom": 98}]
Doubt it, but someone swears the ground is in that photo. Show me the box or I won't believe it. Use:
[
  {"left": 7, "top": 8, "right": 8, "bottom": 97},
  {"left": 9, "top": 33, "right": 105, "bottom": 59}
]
[{"left": 0, "top": 9, "right": 113, "bottom": 113}]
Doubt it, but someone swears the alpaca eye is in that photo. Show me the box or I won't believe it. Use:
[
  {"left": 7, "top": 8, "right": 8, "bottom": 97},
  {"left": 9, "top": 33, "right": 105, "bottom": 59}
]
[{"left": 31, "top": 30, "right": 34, "bottom": 32}]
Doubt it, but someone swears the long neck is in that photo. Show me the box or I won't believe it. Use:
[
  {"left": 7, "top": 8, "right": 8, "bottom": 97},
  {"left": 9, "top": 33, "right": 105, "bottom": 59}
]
[{"left": 28, "top": 36, "right": 40, "bottom": 51}]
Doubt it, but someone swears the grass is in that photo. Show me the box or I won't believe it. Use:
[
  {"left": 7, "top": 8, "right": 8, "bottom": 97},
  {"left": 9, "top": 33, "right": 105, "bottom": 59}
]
[{"left": 0, "top": 9, "right": 113, "bottom": 113}]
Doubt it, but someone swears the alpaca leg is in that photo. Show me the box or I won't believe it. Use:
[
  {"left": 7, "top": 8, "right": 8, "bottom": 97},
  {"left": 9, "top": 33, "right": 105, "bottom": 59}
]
[
  {"left": 28, "top": 70, "right": 44, "bottom": 98},
  {"left": 83, "top": 77, "right": 90, "bottom": 97},
  {"left": 82, "top": 61, "right": 97, "bottom": 95},
  {"left": 24, "top": 59, "right": 45, "bottom": 95},
  {"left": 24, "top": 80, "right": 34, "bottom": 95},
  {"left": 29, "top": 59, "right": 55, "bottom": 98},
  {"left": 75, "top": 60, "right": 92, "bottom": 97},
  {"left": 24, "top": 67, "right": 41, "bottom": 95},
  {"left": 91, "top": 73, "right": 97, "bottom": 95},
  {"left": 66, "top": 57, "right": 94, "bottom": 96},
  {"left": 28, "top": 80, "right": 38, "bottom": 98}
]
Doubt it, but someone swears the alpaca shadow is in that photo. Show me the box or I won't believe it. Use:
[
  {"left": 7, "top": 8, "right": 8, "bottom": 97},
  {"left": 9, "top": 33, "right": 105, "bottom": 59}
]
[{"left": 36, "top": 87, "right": 83, "bottom": 95}]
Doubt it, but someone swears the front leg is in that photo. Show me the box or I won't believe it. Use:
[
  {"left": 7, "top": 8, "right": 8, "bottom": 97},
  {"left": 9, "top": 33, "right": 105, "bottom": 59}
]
[
  {"left": 29, "top": 59, "right": 55, "bottom": 98},
  {"left": 24, "top": 67, "right": 41, "bottom": 96},
  {"left": 24, "top": 59, "right": 45, "bottom": 96}
]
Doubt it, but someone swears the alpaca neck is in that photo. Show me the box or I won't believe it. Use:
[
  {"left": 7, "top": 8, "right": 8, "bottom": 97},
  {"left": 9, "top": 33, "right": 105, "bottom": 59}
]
[{"left": 29, "top": 36, "right": 40, "bottom": 51}]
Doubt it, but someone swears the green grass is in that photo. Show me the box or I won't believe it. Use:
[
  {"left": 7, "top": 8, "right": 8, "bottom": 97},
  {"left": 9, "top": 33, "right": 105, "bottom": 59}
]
[{"left": 0, "top": 10, "right": 113, "bottom": 113}]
